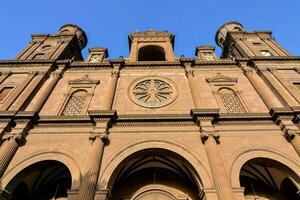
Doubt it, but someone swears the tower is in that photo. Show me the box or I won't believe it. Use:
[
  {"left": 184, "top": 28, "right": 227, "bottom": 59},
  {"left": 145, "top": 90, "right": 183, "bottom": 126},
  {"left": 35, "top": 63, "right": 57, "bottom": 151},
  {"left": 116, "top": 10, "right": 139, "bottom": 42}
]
[
  {"left": 128, "top": 30, "right": 176, "bottom": 61},
  {"left": 215, "top": 21, "right": 290, "bottom": 58},
  {"left": 16, "top": 24, "right": 87, "bottom": 60}
]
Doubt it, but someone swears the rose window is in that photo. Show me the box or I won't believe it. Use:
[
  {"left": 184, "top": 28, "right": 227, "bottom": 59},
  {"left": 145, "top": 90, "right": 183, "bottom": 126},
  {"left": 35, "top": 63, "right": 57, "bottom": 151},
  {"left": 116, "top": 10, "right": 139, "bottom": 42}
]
[{"left": 131, "top": 78, "right": 177, "bottom": 108}]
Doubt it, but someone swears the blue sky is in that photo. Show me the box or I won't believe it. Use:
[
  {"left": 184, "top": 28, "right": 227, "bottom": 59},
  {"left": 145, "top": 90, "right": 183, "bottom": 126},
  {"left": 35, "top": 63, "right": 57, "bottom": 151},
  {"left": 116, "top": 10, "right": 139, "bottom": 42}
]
[{"left": 0, "top": 0, "right": 299, "bottom": 60}]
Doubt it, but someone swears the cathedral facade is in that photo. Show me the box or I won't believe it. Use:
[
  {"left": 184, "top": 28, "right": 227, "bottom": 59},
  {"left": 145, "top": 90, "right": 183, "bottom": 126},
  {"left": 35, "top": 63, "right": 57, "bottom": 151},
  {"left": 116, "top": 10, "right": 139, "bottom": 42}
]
[{"left": 0, "top": 22, "right": 300, "bottom": 200}]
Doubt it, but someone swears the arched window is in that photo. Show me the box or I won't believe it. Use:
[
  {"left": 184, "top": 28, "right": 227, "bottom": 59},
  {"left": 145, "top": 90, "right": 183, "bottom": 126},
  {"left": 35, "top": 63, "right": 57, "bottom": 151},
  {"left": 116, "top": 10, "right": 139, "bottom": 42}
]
[
  {"left": 218, "top": 88, "right": 245, "bottom": 113},
  {"left": 62, "top": 90, "right": 88, "bottom": 116},
  {"left": 138, "top": 45, "right": 166, "bottom": 61}
]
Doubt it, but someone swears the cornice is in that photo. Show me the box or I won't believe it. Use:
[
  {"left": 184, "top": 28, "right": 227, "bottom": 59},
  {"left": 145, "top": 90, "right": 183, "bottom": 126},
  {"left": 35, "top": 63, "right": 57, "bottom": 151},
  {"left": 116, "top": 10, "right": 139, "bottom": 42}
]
[
  {"left": 249, "top": 56, "right": 300, "bottom": 62},
  {"left": 38, "top": 115, "right": 93, "bottom": 124},
  {"left": 117, "top": 113, "right": 191, "bottom": 121},
  {"left": 0, "top": 59, "right": 56, "bottom": 66}
]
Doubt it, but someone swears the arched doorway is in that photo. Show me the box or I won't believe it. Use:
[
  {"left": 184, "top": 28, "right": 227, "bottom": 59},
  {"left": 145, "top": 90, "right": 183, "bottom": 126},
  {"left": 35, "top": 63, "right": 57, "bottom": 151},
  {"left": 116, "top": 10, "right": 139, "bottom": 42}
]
[
  {"left": 109, "top": 149, "right": 202, "bottom": 200},
  {"left": 138, "top": 45, "right": 166, "bottom": 61},
  {"left": 4, "top": 160, "right": 72, "bottom": 200},
  {"left": 240, "top": 158, "right": 300, "bottom": 200}
]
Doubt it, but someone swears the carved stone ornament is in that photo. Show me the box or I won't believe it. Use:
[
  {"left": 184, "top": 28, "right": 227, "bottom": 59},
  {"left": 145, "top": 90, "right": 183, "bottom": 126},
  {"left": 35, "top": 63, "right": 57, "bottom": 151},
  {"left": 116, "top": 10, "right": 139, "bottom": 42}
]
[
  {"left": 129, "top": 77, "right": 178, "bottom": 108},
  {"left": 206, "top": 72, "right": 238, "bottom": 83},
  {"left": 68, "top": 75, "right": 100, "bottom": 85}
]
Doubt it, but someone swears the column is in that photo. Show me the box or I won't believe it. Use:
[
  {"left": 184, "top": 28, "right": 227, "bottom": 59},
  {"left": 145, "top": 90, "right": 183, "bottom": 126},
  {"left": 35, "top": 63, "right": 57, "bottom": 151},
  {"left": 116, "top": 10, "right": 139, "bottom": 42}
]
[
  {"left": 261, "top": 68, "right": 298, "bottom": 107},
  {"left": 277, "top": 116, "right": 300, "bottom": 158},
  {"left": 29, "top": 70, "right": 63, "bottom": 112},
  {"left": 0, "top": 120, "right": 13, "bottom": 146},
  {"left": 201, "top": 132, "right": 236, "bottom": 200},
  {"left": 77, "top": 132, "right": 109, "bottom": 200},
  {"left": 269, "top": 69, "right": 300, "bottom": 104},
  {"left": 243, "top": 68, "right": 281, "bottom": 109},
  {"left": 181, "top": 59, "right": 201, "bottom": 108},
  {"left": 0, "top": 132, "right": 25, "bottom": 178},
  {"left": 284, "top": 129, "right": 300, "bottom": 157},
  {"left": 0, "top": 115, "right": 33, "bottom": 178},
  {"left": 102, "top": 59, "right": 123, "bottom": 110}
]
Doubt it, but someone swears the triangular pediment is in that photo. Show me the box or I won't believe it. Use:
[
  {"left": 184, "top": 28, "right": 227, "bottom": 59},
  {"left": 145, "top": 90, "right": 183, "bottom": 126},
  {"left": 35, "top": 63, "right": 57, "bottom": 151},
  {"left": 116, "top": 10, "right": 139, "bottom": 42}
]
[
  {"left": 68, "top": 75, "right": 99, "bottom": 85},
  {"left": 206, "top": 72, "right": 237, "bottom": 83}
]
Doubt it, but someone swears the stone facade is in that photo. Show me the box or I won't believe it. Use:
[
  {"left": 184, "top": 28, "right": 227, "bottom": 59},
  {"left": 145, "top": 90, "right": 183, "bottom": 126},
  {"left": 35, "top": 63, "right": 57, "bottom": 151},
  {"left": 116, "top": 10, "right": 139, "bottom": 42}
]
[{"left": 0, "top": 22, "right": 300, "bottom": 200}]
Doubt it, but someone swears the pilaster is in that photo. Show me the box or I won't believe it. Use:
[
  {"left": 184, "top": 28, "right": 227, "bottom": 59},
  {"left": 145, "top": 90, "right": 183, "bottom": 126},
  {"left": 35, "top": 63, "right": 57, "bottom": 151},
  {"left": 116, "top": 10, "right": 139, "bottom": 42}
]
[
  {"left": 76, "top": 110, "right": 116, "bottom": 200},
  {"left": 102, "top": 59, "right": 124, "bottom": 110},
  {"left": 191, "top": 109, "right": 236, "bottom": 200},
  {"left": 0, "top": 111, "right": 37, "bottom": 178},
  {"left": 271, "top": 108, "right": 300, "bottom": 158},
  {"left": 238, "top": 61, "right": 283, "bottom": 109},
  {"left": 180, "top": 58, "right": 202, "bottom": 108}
]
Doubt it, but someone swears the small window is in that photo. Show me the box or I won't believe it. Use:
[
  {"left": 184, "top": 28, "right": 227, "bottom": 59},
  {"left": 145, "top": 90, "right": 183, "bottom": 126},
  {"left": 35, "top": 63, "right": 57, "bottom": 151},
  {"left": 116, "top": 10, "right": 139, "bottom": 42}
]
[
  {"left": 252, "top": 42, "right": 262, "bottom": 46},
  {"left": 233, "top": 26, "right": 243, "bottom": 31},
  {"left": 219, "top": 88, "right": 245, "bottom": 113},
  {"left": 260, "top": 50, "right": 272, "bottom": 57},
  {"left": 138, "top": 45, "right": 166, "bottom": 61},
  {"left": 62, "top": 90, "right": 88, "bottom": 116},
  {"left": 0, "top": 87, "right": 13, "bottom": 102}
]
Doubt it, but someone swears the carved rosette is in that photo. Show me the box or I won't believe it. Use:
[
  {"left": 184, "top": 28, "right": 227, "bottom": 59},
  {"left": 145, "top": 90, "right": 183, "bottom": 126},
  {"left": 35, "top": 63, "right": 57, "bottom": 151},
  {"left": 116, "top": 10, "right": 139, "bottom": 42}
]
[{"left": 129, "top": 77, "right": 178, "bottom": 108}]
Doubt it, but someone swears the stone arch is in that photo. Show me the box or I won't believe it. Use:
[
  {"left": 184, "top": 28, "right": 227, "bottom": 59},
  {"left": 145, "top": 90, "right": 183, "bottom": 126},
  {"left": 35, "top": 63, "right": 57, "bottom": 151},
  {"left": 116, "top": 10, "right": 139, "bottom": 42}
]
[
  {"left": 99, "top": 140, "right": 213, "bottom": 191},
  {"left": 1, "top": 150, "right": 82, "bottom": 190},
  {"left": 138, "top": 45, "right": 166, "bottom": 61},
  {"left": 130, "top": 184, "right": 188, "bottom": 200},
  {"left": 229, "top": 147, "right": 300, "bottom": 188}
]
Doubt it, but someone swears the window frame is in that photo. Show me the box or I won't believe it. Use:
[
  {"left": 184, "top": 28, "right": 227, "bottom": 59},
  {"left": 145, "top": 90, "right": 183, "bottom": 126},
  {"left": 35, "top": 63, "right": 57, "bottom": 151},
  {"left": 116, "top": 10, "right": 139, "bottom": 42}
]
[{"left": 58, "top": 75, "right": 99, "bottom": 116}]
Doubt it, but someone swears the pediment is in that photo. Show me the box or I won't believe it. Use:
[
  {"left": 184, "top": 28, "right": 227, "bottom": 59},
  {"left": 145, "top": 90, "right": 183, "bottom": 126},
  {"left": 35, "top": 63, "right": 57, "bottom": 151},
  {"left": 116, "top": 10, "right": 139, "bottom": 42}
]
[
  {"left": 206, "top": 72, "right": 237, "bottom": 83},
  {"left": 68, "top": 75, "right": 99, "bottom": 85}
]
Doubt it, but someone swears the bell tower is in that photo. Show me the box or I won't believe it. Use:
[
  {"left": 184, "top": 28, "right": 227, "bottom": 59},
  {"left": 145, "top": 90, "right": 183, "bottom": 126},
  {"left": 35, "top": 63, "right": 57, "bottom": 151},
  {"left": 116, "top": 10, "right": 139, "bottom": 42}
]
[
  {"left": 16, "top": 24, "right": 87, "bottom": 60},
  {"left": 215, "top": 22, "right": 290, "bottom": 58},
  {"left": 128, "top": 30, "right": 176, "bottom": 62}
]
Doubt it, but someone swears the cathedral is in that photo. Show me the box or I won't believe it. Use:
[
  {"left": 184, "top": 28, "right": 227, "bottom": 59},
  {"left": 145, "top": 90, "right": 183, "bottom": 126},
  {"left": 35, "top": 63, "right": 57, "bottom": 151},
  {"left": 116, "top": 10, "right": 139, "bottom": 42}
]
[{"left": 0, "top": 22, "right": 300, "bottom": 200}]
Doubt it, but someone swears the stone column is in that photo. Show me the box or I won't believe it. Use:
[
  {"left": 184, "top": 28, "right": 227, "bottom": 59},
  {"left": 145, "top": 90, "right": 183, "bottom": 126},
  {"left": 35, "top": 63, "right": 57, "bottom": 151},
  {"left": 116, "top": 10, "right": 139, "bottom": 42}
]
[
  {"left": 0, "top": 113, "right": 34, "bottom": 178},
  {"left": 276, "top": 115, "right": 300, "bottom": 158},
  {"left": 181, "top": 58, "right": 201, "bottom": 108},
  {"left": 29, "top": 70, "right": 63, "bottom": 112},
  {"left": 77, "top": 130, "right": 109, "bottom": 200},
  {"left": 201, "top": 132, "right": 236, "bottom": 200},
  {"left": 261, "top": 68, "right": 298, "bottom": 107},
  {"left": 242, "top": 68, "right": 280, "bottom": 109},
  {"left": 102, "top": 59, "right": 123, "bottom": 110},
  {"left": 193, "top": 111, "right": 236, "bottom": 200},
  {"left": 283, "top": 129, "right": 300, "bottom": 157},
  {"left": 0, "top": 132, "right": 25, "bottom": 178}
]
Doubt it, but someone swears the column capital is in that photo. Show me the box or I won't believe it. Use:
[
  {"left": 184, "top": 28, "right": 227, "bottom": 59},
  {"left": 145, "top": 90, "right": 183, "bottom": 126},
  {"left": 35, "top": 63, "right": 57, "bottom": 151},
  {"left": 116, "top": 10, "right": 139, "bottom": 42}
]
[
  {"left": 201, "top": 131, "right": 220, "bottom": 144},
  {"left": 0, "top": 71, "right": 11, "bottom": 76},
  {"left": 111, "top": 70, "right": 120, "bottom": 78},
  {"left": 2, "top": 132, "right": 25, "bottom": 144},
  {"left": 89, "top": 131, "right": 110, "bottom": 145},
  {"left": 185, "top": 68, "right": 194, "bottom": 77},
  {"left": 284, "top": 129, "right": 300, "bottom": 142}
]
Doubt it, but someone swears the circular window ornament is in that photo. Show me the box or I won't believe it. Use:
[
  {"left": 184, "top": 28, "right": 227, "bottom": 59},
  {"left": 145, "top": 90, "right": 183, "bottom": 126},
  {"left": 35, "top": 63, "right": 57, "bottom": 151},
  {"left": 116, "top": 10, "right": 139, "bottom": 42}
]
[{"left": 129, "top": 77, "right": 178, "bottom": 108}]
